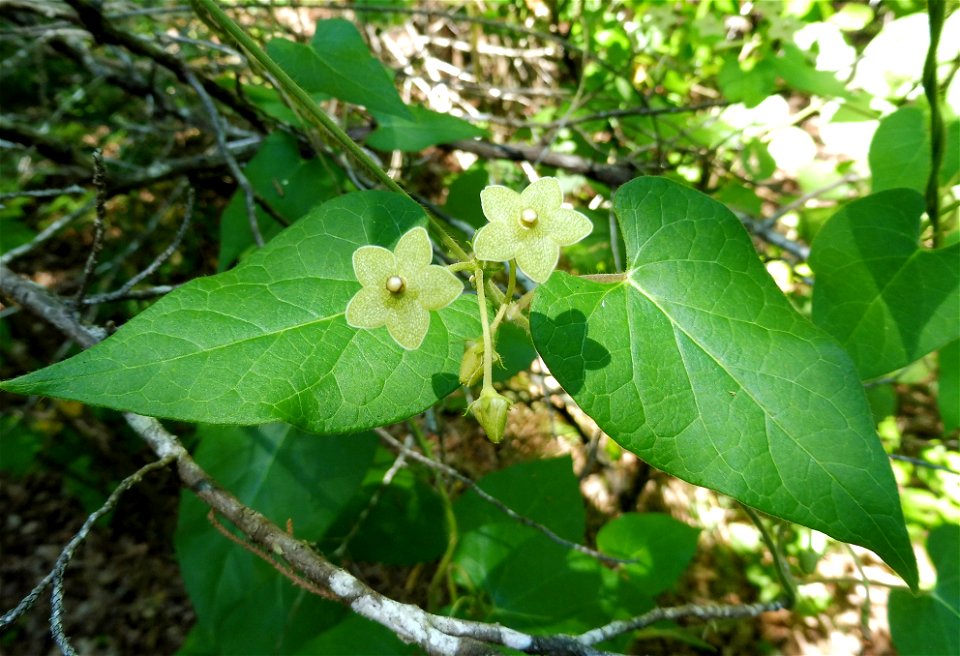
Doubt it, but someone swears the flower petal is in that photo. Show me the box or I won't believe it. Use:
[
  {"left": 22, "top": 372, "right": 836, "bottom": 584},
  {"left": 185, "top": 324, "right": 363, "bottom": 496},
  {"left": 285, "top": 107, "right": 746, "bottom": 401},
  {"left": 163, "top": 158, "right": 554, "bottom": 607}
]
[
  {"left": 394, "top": 226, "right": 432, "bottom": 272},
  {"left": 473, "top": 221, "right": 519, "bottom": 262},
  {"left": 345, "top": 287, "right": 389, "bottom": 329},
  {"left": 514, "top": 236, "right": 560, "bottom": 283},
  {"left": 353, "top": 245, "right": 396, "bottom": 288},
  {"left": 387, "top": 301, "right": 430, "bottom": 350},
  {"left": 542, "top": 208, "right": 593, "bottom": 246},
  {"left": 480, "top": 185, "right": 522, "bottom": 225},
  {"left": 414, "top": 266, "right": 464, "bottom": 310},
  {"left": 521, "top": 177, "right": 562, "bottom": 218}
]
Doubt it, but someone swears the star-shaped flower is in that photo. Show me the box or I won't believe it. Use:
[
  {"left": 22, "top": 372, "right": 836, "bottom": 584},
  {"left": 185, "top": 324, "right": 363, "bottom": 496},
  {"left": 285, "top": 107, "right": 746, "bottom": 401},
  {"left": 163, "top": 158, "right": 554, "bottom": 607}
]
[
  {"left": 345, "top": 227, "right": 463, "bottom": 350},
  {"left": 473, "top": 177, "right": 592, "bottom": 283}
]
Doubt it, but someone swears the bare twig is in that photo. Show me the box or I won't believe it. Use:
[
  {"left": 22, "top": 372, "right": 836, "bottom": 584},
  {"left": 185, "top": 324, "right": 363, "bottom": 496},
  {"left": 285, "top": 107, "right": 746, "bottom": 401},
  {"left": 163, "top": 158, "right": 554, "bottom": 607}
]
[
  {"left": 0, "top": 198, "right": 94, "bottom": 266},
  {"left": 333, "top": 436, "right": 412, "bottom": 559},
  {"left": 576, "top": 598, "right": 789, "bottom": 646},
  {"left": 82, "top": 188, "right": 194, "bottom": 304},
  {"left": 0, "top": 456, "right": 176, "bottom": 642},
  {"left": 184, "top": 69, "right": 263, "bottom": 247},
  {"left": 71, "top": 150, "right": 107, "bottom": 306},
  {"left": 0, "top": 185, "right": 87, "bottom": 202},
  {"left": 206, "top": 510, "right": 336, "bottom": 600},
  {"left": 375, "top": 428, "right": 636, "bottom": 567}
]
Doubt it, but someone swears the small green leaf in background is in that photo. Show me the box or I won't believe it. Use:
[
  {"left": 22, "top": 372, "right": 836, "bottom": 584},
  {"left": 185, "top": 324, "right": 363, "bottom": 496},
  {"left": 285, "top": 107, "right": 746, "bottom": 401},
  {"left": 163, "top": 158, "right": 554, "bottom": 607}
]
[
  {"left": 596, "top": 513, "right": 700, "bottom": 596},
  {"left": 531, "top": 176, "right": 918, "bottom": 588},
  {"left": 367, "top": 106, "right": 485, "bottom": 152},
  {"left": 869, "top": 107, "right": 930, "bottom": 193},
  {"left": 335, "top": 468, "right": 449, "bottom": 565},
  {"left": 869, "top": 107, "right": 960, "bottom": 193},
  {"left": 266, "top": 19, "right": 410, "bottom": 119},
  {"left": 453, "top": 458, "right": 656, "bottom": 649},
  {"left": 939, "top": 340, "right": 960, "bottom": 434},
  {"left": 773, "top": 44, "right": 851, "bottom": 99},
  {"left": 810, "top": 189, "right": 959, "bottom": 379},
  {"left": 0, "top": 192, "right": 479, "bottom": 435},
  {"left": 888, "top": 524, "right": 960, "bottom": 656},
  {"left": 0, "top": 417, "right": 43, "bottom": 476},
  {"left": 442, "top": 166, "right": 489, "bottom": 230},
  {"left": 176, "top": 424, "right": 381, "bottom": 654},
  {"left": 219, "top": 131, "right": 344, "bottom": 269},
  {"left": 718, "top": 57, "right": 777, "bottom": 109}
]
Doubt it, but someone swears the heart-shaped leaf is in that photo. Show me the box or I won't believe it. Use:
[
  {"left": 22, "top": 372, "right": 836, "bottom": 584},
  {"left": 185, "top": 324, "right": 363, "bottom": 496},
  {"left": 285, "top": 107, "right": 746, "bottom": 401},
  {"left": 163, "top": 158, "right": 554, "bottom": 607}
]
[
  {"left": 266, "top": 19, "right": 410, "bottom": 119},
  {"left": 0, "top": 192, "right": 478, "bottom": 434},
  {"left": 810, "top": 189, "right": 959, "bottom": 379},
  {"left": 531, "top": 177, "right": 917, "bottom": 588}
]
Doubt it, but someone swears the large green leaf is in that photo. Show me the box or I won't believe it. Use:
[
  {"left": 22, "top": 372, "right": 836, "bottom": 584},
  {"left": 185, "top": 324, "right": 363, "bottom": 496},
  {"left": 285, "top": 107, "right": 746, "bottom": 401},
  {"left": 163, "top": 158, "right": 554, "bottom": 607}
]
[
  {"left": 266, "top": 19, "right": 410, "bottom": 118},
  {"left": 530, "top": 177, "right": 917, "bottom": 588},
  {"left": 176, "top": 424, "right": 379, "bottom": 654},
  {"left": 889, "top": 524, "right": 960, "bottom": 656},
  {"left": 0, "top": 192, "right": 478, "bottom": 434},
  {"left": 810, "top": 189, "right": 959, "bottom": 379}
]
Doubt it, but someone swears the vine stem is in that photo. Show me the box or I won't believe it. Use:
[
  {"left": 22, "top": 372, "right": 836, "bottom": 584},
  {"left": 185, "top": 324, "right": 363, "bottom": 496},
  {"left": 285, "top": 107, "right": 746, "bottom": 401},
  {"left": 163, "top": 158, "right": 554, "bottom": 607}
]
[
  {"left": 742, "top": 505, "right": 798, "bottom": 607},
  {"left": 923, "top": 0, "right": 945, "bottom": 246},
  {"left": 189, "top": 0, "right": 470, "bottom": 262}
]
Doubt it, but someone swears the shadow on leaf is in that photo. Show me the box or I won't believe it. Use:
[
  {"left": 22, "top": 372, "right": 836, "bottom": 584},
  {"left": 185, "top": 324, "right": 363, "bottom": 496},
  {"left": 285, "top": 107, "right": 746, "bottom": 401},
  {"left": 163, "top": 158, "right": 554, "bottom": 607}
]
[{"left": 530, "top": 309, "right": 610, "bottom": 395}]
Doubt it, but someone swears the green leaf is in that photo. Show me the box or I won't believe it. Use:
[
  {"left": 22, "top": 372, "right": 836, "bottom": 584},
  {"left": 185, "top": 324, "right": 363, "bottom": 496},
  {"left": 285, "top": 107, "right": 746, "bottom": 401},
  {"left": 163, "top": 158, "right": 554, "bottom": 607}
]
[
  {"left": 809, "top": 189, "right": 959, "bottom": 379},
  {"left": 596, "top": 513, "right": 700, "bottom": 596},
  {"left": 219, "top": 131, "right": 344, "bottom": 269},
  {"left": 176, "top": 424, "right": 378, "bottom": 653},
  {"left": 868, "top": 107, "right": 959, "bottom": 193},
  {"left": 718, "top": 57, "right": 777, "bottom": 108},
  {"left": 531, "top": 177, "right": 918, "bottom": 588},
  {"left": 889, "top": 524, "right": 960, "bottom": 656},
  {"left": 869, "top": 107, "right": 931, "bottom": 193},
  {"left": 0, "top": 191, "right": 478, "bottom": 434},
  {"left": 266, "top": 20, "right": 410, "bottom": 118},
  {"left": 293, "top": 614, "right": 415, "bottom": 655},
  {"left": 336, "top": 468, "right": 449, "bottom": 565},
  {"left": 939, "top": 340, "right": 960, "bottom": 433},
  {"left": 773, "top": 44, "right": 850, "bottom": 98},
  {"left": 367, "top": 106, "right": 485, "bottom": 152},
  {"left": 452, "top": 457, "right": 654, "bottom": 633}
]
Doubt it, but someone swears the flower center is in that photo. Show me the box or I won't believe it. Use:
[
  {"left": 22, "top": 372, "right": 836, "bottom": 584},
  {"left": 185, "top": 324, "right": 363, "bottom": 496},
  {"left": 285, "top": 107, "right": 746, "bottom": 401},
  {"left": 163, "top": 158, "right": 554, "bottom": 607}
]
[
  {"left": 519, "top": 208, "right": 538, "bottom": 229},
  {"left": 385, "top": 275, "right": 406, "bottom": 294}
]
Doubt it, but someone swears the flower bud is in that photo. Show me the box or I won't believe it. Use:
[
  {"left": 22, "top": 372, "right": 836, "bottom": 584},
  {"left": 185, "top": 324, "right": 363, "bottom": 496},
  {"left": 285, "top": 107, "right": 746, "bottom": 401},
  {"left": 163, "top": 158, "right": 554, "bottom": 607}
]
[
  {"left": 459, "top": 340, "right": 485, "bottom": 387},
  {"left": 469, "top": 388, "right": 512, "bottom": 444}
]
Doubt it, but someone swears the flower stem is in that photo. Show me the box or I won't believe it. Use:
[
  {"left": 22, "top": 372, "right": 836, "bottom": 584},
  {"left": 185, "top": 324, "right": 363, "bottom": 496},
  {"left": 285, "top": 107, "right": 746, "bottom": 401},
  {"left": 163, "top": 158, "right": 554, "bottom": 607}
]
[
  {"left": 473, "top": 268, "right": 495, "bottom": 393},
  {"left": 489, "top": 260, "right": 517, "bottom": 334}
]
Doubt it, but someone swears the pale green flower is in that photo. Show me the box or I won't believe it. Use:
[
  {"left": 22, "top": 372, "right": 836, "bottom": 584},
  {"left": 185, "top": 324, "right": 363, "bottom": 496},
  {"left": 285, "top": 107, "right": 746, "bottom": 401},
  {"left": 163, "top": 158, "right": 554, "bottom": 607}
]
[
  {"left": 473, "top": 177, "right": 592, "bottom": 283},
  {"left": 345, "top": 227, "right": 463, "bottom": 350}
]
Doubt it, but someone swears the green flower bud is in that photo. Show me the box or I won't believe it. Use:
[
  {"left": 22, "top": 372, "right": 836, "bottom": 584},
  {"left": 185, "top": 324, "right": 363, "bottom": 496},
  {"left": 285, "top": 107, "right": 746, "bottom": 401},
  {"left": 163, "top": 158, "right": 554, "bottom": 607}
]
[
  {"left": 459, "top": 340, "right": 485, "bottom": 387},
  {"left": 458, "top": 340, "right": 503, "bottom": 387},
  {"left": 469, "top": 388, "right": 512, "bottom": 444}
]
